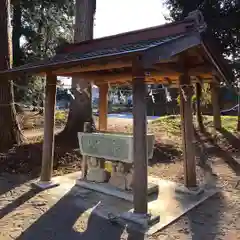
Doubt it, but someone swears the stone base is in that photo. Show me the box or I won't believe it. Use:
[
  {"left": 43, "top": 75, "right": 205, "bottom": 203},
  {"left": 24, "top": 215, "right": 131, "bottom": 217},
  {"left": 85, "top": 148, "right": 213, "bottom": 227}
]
[
  {"left": 236, "top": 180, "right": 240, "bottom": 189},
  {"left": 109, "top": 173, "right": 125, "bottom": 190},
  {"left": 174, "top": 185, "right": 204, "bottom": 196},
  {"left": 32, "top": 180, "right": 60, "bottom": 190},
  {"left": 76, "top": 179, "right": 158, "bottom": 202},
  {"left": 86, "top": 168, "right": 108, "bottom": 183},
  {"left": 119, "top": 212, "right": 160, "bottom": 229},
  {"left": 45, "top": 172, "right": 218, "bottom": 236}
]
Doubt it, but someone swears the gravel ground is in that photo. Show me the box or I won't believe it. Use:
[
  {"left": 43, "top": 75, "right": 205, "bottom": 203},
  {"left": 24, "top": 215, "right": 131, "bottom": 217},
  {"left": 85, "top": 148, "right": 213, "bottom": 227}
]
[
  {"left": 152, "top": 160, "right": 240, "bottom": 240},
  {"left": 0, "top": 117, "right": 239, "bottom": 240},
  {"left": 0, "top": 156, "right": 239, "bottom": 240}
]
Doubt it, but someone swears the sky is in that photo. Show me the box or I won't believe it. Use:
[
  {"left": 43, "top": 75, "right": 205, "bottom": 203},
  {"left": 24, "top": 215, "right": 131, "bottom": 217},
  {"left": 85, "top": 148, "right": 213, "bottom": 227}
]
[
  {"left": 94, "top": 0, "right": 168, "bottom": 38},
  {"left": 64, "top": 0, "right": 169, "bottom": 85}
]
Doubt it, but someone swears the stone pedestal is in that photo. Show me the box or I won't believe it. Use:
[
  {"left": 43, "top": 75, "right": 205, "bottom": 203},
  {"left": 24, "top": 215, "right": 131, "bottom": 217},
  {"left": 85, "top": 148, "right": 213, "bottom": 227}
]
[
  {"left": 87, "top": 168, "right": 107, "bottom": 182},
  {"left": 109, "top": 162, "right": 133, "bottom": 190},
  {"left": 109, "top": 172, "right": 126, "bottom": 190},
  {"left": 86, "top": 157, "right": 107, "bottom": 183}
]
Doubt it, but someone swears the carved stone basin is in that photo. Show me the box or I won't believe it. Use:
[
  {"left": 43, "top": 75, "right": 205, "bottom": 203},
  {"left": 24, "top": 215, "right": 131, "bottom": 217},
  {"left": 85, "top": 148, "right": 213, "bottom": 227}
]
[
  {"left": 77, "top": 131, "right": 158, "bottom": 198},
  {"left": 78, "top": 132, "right": 155, "bottom": 163}
]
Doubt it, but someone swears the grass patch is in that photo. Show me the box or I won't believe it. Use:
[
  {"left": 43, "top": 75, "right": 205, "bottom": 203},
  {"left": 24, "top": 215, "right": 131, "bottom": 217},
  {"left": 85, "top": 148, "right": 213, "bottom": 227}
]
[
  {"left": 19, "top": 110, "right": 68, "bottom": 130},
  {"left": 151, "top": 115, "right": 238, "bottom": 135},
  {"left": 220, "top": 116, "right": 238, "bottom": 132},
  {"left": 151, "top": 115, "right": 182, "bottom": 136},
  {"left": 55, "top": 110, "right": 68, "bottom": 122},
  {"left": 202, "top": 115, "right": 238, "bottom": 133}
]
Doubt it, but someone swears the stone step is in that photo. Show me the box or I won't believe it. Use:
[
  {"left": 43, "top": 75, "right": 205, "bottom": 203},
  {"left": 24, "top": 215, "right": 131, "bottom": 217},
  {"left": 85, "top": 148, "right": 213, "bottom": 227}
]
[{"left": 76, "top": 179, "right": 158, "bottom": 202}]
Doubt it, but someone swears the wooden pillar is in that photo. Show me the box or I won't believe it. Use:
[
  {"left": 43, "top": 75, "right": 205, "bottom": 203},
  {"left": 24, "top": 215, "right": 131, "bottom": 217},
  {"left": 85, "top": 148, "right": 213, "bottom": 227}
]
[
  {"left": 38, "top": 73, "right": 57, "bottom": 187},
  {"left": 81, "top": 122, "right": 91, "bottom": 179},
  {"left": 210, "top": 82, "right": 221, "bottom": 130},
  {"left": 99, "top": 84, "right": 108, "bottom": 131},
  {"left": 237, "top": 92, "right": 240, "bottom": 131},
  {"left": 132, "top": 57, "right": 148, "bottom": 214},
  {"left": 195, "top": 82, "right": 204, "bottom": 131},
  {"left": 179, "top": 74, "right": 197, "bottom": 188}
]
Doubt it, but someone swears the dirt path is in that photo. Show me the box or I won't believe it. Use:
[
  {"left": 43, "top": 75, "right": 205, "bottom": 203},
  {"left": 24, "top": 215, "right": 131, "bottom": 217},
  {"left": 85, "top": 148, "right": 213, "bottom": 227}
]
[
  {"left": 23, "top": 127, "right": 63, "bottom": 138},
  {"left": 23, "top": 117, "right": 155, "bottom": 139},
  {"left": 0, "top": 118, "right": 239, "bottom": 239},
  {"left": 0, "top": 154, "right": 239, "bottom": 240},
  {"left": 23, "top": 118, "right": 133, "bottom": 139}
]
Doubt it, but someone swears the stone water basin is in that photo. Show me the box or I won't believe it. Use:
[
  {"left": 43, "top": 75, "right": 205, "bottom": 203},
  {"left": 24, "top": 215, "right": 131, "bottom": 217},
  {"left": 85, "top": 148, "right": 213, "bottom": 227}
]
[{"left": 78, "top": 132, "right": 155, "bottom": 163}]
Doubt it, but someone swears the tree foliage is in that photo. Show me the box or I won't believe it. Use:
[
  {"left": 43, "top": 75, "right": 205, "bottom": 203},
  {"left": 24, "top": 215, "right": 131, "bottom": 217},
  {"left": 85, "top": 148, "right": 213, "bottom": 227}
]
[
  {"left": 19, "top": 0, "right": 74, "bottom": 61},
  {"left": 0, "top": 0, "right": 23, "bottom": 151},
  {"left": 164, "top": 0, "right": 240, "bottom": 69},
  {"left": 11, "top": 0, "right": 75, "bottom": 104}
]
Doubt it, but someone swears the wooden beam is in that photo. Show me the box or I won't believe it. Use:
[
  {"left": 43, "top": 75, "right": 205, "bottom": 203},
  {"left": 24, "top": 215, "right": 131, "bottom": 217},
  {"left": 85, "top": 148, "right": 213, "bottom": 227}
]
[
  {"left": 132, "top": 57, "right": 148, "bottom": 214},
  {"left": 94, "top": 77, "right": 214, "bottom": 88},
  {"left": 210, "top": 82, "right": 221, "bottom": 130},
  {"left": 53, "top": 60, "right": 132, "bottom": 75},
  {"left": 58, "top": 63, "right": 213, "bottom": 78},
  {"left": 164, "top": 77, "right": 172, "bottom": 86},
  {"left": 67, "top": 71, "right": 213, "bottom": 85},
  {"left": 195, "top": 82, "right": 204, "bottom": 131},
  {"left": 154, "top": 63, "right": 212, "bottom": 74},
  {"left": 179, "top": 73, "right": 197, "bottom": 188},
  {"left": 99, "top": 83, "right": 108, "bottom": 131},
  {"left": 62, "top": 70, "right": 179, "bottom": 81},
  {"left": 40, "top": 73, "right": 57, "bottom": 183},
  {"left": 194, "top": 76, "right": 203, "bottom": 85}
]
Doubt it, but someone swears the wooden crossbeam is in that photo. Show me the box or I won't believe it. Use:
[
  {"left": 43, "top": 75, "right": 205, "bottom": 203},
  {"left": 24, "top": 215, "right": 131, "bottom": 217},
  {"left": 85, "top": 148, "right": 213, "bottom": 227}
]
[
  {"left": 65, "top": 69, "right": 213, "bottom": 85},
  {"left": 53, "top": 60, "right": 132, "bottom": 75}
]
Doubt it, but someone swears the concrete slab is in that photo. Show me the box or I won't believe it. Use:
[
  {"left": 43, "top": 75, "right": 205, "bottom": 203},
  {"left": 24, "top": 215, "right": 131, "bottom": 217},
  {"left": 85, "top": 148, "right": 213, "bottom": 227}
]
[
  {"left": 76, "top": 179, "right": 158, "bottom": 202},
  {"left": 146, "top": 178, "right": 218, "bottom": 235},
  {"left": 117, "top": 212, "right": 160, "bottom": 229},
  {"left": 38, "top": 172, "right": 218, "bottom": 236},
  {"left": 235, "top": 157, "right": 240, "bottom": 164},
  {"left": 32, "top": 180, "right": 60, "bottom": 190}
]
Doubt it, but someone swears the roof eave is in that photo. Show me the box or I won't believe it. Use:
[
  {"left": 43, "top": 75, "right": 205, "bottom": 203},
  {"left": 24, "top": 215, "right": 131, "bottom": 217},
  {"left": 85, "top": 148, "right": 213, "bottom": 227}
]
[
  {"left": 200, "top": 39, "right": 235, "bottom": 87},
  {"left": 0, "top": 50, "right": 144, "bottom": 78},
  {"left": 142, "top": 33, "right": 202, "bottom": 68}
]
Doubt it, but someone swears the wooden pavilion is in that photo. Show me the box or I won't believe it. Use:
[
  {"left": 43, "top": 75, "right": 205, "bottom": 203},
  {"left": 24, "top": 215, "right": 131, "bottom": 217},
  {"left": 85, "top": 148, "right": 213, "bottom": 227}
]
[{"left": 0, "top": 11, "right": 234, "bottom": 215}]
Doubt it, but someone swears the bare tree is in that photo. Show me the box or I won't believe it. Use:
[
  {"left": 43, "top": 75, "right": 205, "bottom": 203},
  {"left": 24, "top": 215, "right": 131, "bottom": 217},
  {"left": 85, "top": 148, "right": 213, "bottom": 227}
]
[
  {"left": 58, "top": 0, "right": 96, "bottom": 147},
  {"left": 0, "top": 0, "right": 23, "bottom": 151}
]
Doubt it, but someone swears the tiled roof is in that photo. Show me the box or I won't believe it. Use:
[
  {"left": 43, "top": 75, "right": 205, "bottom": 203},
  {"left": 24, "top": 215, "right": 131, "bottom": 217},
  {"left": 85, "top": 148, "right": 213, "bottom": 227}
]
[
  {"left": 2, "top": 34, "right": 185, "bottom": 74},
  {"left": 59, "top": 34, "right": 184, "bottom": 60},
  {"left": 0, "top": 10, "right": 204, "bottom": 76},
  {"left": 0, "top": 10, "right": 233, "bottom": 85}
]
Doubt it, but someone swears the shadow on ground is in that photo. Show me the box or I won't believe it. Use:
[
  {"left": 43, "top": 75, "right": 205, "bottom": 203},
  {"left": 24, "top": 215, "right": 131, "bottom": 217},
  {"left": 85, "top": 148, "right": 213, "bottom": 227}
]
[
  {"left": 0, "top": 142, "right": 81, "bottom": 180},
  {"left": 16, "top": 187, "right": 145, "bottom": 240},
  {"left": 169, "top": 127, "right": 227, "bottom": 239},
  {"left": 218, "top": 128, "right": 240, "bottom": 152},
  {"left": 149, "top": 142, "right": 182, "bottom": 166},
  {"left": 195, "top": 128, "right": 240, "bottom": 177},
  {"left": 0, "top": 188, "right": 40, "bottom": 220},
  {"left": 186, "top": 191, "right": 225, "bottom": 240},
  {"left": 0, "top": 173, "right": 32, "bottom": 197}
]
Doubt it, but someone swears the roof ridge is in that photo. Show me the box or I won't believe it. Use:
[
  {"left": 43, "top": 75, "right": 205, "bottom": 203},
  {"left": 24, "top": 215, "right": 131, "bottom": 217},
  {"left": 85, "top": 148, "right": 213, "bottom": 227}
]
[
  {"left": 60, "top": 10, "right": 207, "bottom": 53},
  {"left": 60, "top": 19, "right": 196, "bottom": 54}
]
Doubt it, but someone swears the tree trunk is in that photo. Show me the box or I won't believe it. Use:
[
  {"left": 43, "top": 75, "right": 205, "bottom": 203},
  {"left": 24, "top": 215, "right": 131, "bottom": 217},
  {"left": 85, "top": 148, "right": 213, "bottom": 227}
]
[
  {"left": 12, "top": 2, "right": 23, "bottom": 67},
  {"left": 0, "top": 0, "right": 23, "bottom": 152},
  {"left": 58, "top": 0, "right": 96, "bottom": 147},
  {"left": 12, "top": 1, "right": 26, "bottom": 103},
  {"left": 237, "top": 92, "right": 240, "bottom": 131},
  {"left": 195, "top": 82, "right": 204, "bottom": 131}
]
